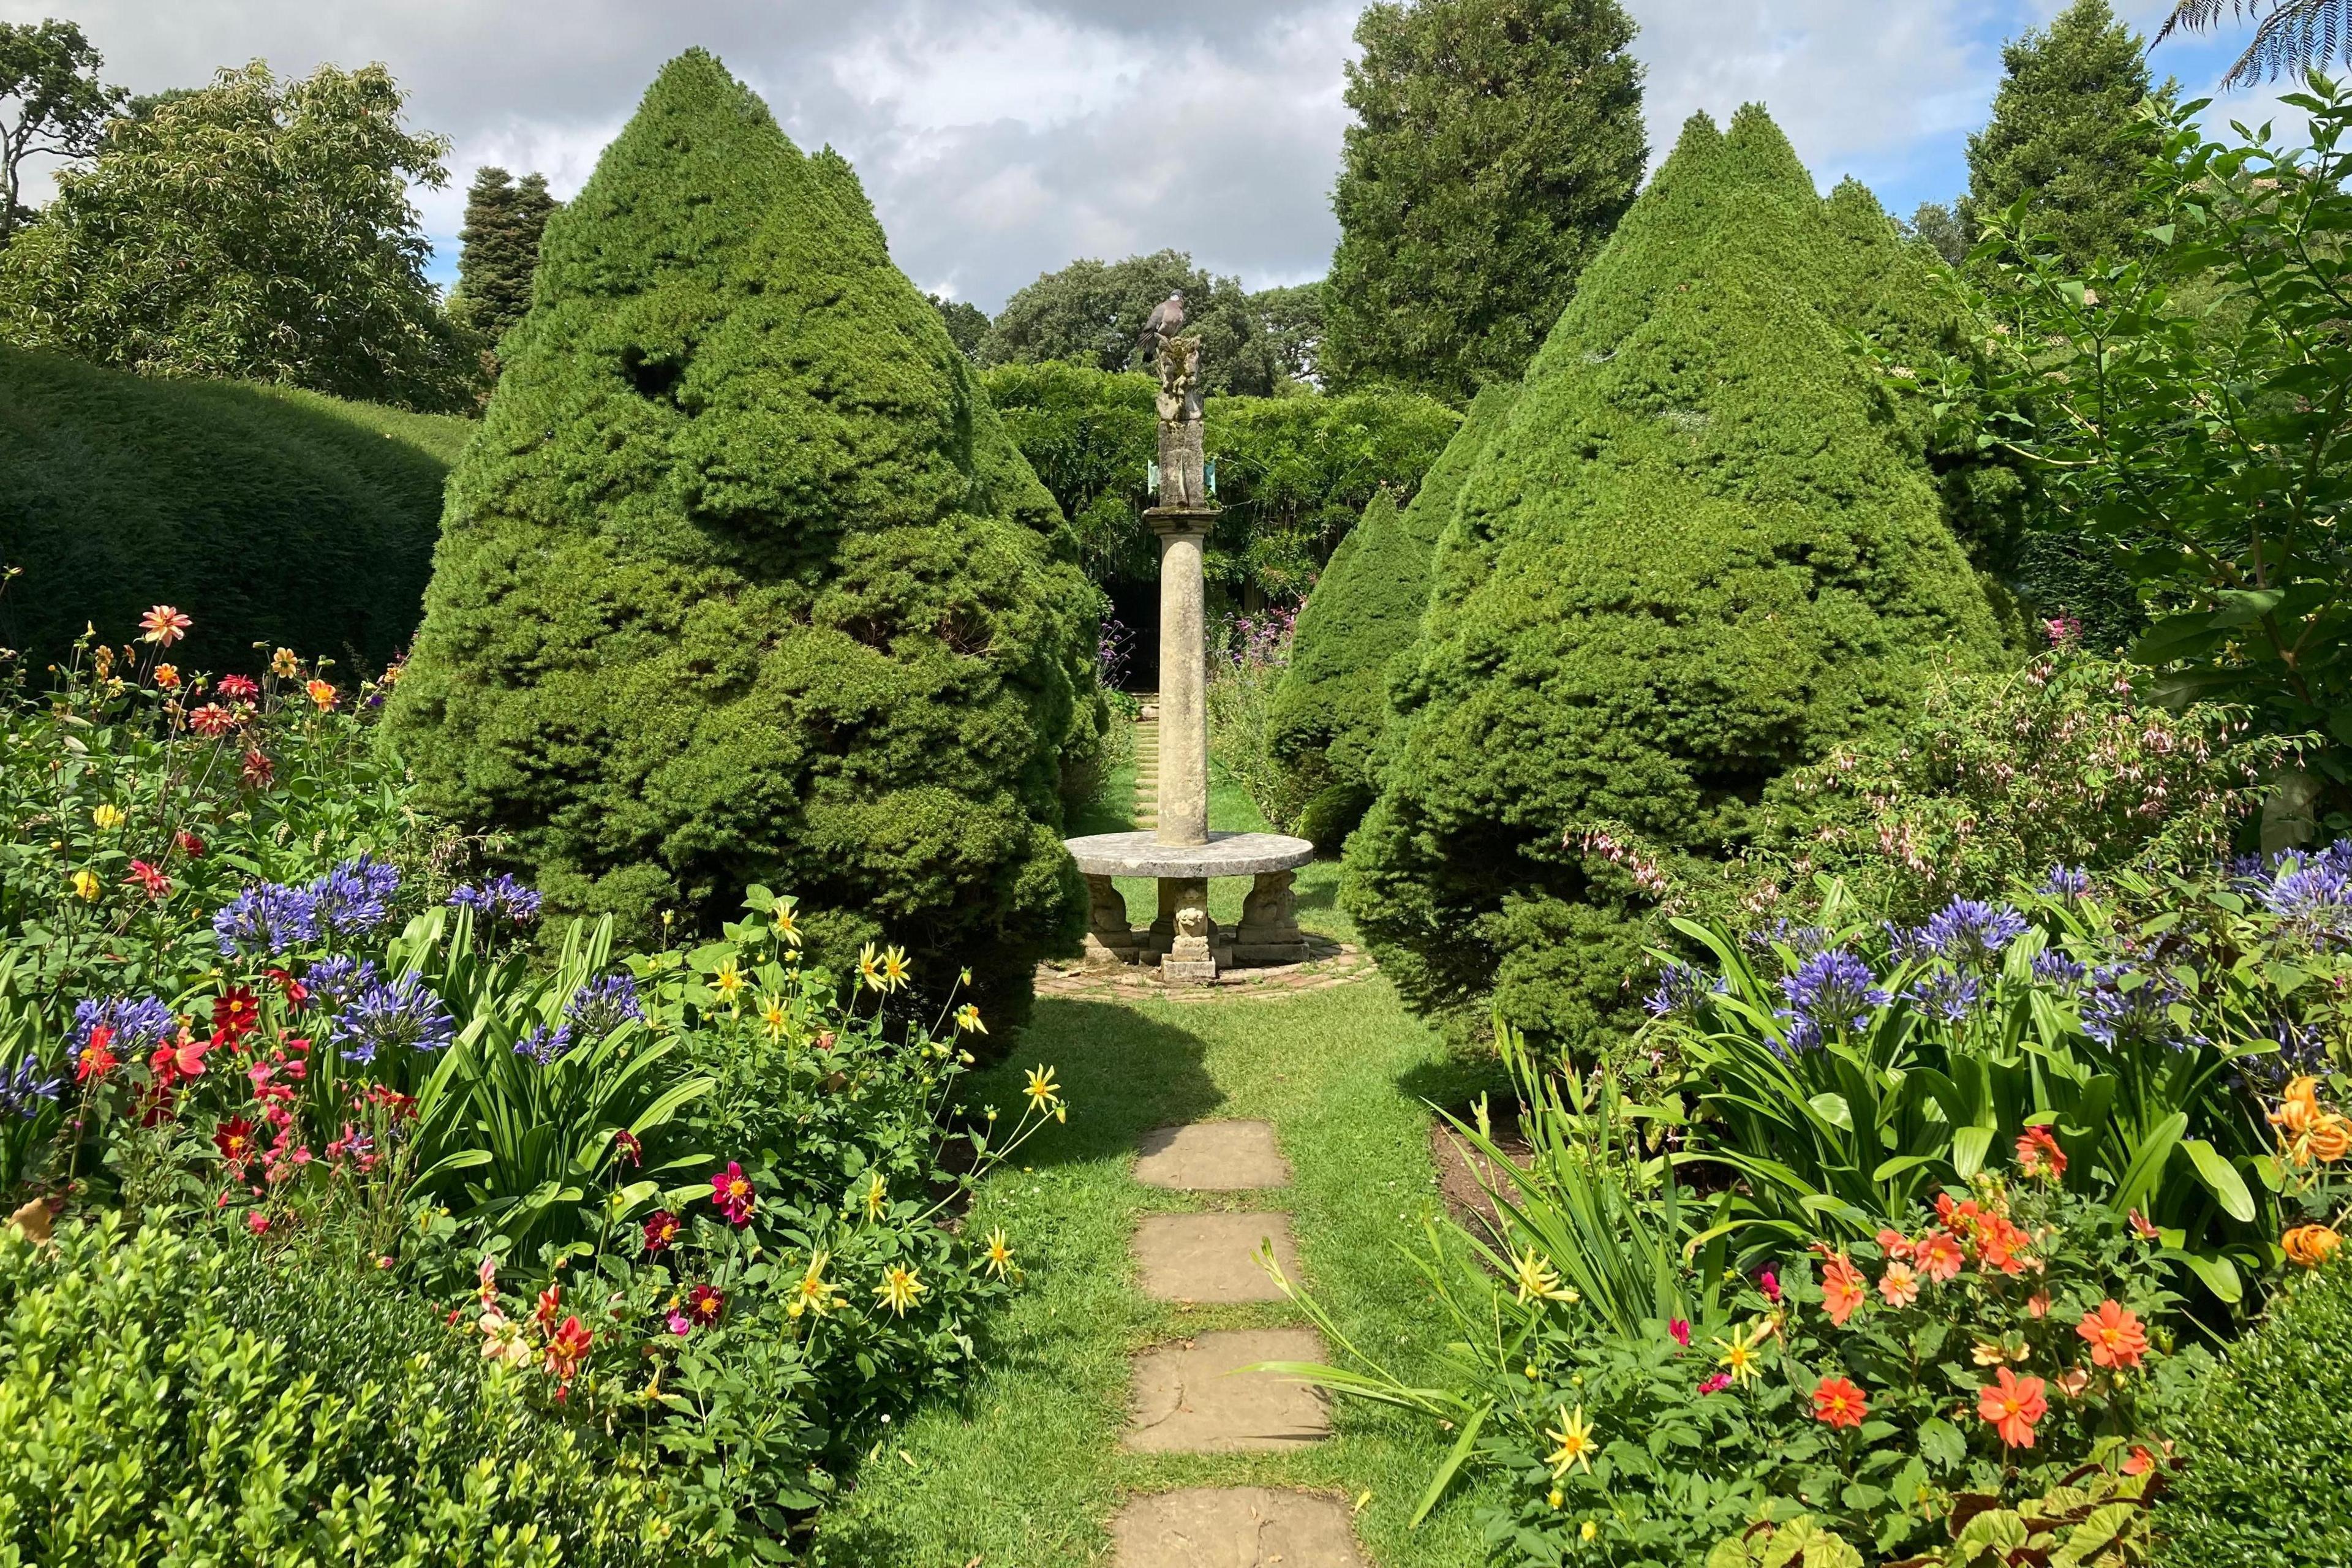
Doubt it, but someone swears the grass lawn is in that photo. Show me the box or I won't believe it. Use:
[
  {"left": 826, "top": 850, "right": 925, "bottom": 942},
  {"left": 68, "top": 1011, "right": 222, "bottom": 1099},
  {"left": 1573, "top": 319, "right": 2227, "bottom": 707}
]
[{"left": 812, "top": 749, "right": 1493, "bottom": 1565}]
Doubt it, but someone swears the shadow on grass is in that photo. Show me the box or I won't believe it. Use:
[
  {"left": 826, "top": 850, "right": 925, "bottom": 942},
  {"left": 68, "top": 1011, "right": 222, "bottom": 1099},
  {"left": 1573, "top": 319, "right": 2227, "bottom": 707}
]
[
  {"left": 1393, "top": 1051, "right": 1512, "bottom": 1118},
  {"left": 1009, "top": 997, "right": 1224, "bottom": 1166}
]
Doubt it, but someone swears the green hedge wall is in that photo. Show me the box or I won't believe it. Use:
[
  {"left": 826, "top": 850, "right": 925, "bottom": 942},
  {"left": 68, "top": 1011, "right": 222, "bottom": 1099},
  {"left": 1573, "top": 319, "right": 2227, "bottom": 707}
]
[
  {"left": 978, "top": 361, "right": 1460, "bottom": 602},
  {"left": 386, "top": 51, "right": 1100, "bottom": 1024},
  {"left": 1342, "top": 106, "right": 2002, "bottom": 1052},
  {"left": 0, "top": 347, "right": 470, "bottom": 673}
]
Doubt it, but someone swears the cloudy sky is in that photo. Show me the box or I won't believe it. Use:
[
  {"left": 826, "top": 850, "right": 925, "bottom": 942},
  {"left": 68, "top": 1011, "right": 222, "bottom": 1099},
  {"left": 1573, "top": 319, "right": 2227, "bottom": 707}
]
[{"left": 1, "top": 1, "right": 2309, "bottom": 311}]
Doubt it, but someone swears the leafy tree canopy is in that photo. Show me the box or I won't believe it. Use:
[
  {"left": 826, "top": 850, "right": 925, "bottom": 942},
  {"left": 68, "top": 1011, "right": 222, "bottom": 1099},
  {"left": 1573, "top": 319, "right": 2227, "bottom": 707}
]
[
  {"left": 1251, "top": 280, "right": 1326, "bottom": 385},
  {"left": 927, "top": 292, "right": 988, "bottom": 358},
  {"left": 0, "top": 18, "right": 122, "bottom": 247},
  {"left": 1321, "top": 0, "right": 1647, "bottom": 404},
  {"left": 1959, "top": 0, "right": 2171, "bottom": 271},
  {"left": 977, "top": 249, "right": 1286, "bottom": 396},
  {"left": 0, "top": 61, "right": 473, "bottom": 413}
]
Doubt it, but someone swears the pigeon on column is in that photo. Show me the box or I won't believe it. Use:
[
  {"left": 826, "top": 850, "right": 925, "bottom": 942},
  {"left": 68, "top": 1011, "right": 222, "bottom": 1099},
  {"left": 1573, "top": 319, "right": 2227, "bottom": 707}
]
[{"left": 1139, "top": 291, "right": 1185, "bottom": 363}]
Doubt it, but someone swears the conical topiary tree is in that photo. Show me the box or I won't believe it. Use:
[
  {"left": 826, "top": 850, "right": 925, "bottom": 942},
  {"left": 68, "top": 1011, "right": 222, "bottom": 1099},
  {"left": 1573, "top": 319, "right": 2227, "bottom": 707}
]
[
  {"left": 1268, "top": 380, "right": 1518, "bottom": 846},
  {"left": 1342, "top": 105, "right": 2004, "bottom": 1052},
  {"left": 386, "top": 51, "right": 1101, "bottom": 1022}
]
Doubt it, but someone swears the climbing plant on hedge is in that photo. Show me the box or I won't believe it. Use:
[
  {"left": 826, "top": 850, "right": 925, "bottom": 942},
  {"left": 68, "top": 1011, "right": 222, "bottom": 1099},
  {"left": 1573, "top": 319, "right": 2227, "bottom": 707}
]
[
  {"left": 387, "top": 51, "right": 1101, "bottom": 1023},
  {"left": 1268, "top": 381, "right": 1521, "bottom": 847},
  {"left": 1341, "top": 106, "right": 2003, "bottom": 1052}
]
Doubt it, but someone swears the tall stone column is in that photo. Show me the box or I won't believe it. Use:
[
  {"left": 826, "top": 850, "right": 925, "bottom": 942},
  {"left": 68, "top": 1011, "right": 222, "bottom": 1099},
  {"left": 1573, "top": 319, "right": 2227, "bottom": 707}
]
[{"left": 1150, "top": 510, "right": 1211, "bottom": 847}]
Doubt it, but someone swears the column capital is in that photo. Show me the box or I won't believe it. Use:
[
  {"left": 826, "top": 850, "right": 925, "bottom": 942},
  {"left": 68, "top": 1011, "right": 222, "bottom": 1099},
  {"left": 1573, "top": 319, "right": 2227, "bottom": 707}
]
[{"left": 1144, "top": 505, "right": 1219, "bottom": 538}]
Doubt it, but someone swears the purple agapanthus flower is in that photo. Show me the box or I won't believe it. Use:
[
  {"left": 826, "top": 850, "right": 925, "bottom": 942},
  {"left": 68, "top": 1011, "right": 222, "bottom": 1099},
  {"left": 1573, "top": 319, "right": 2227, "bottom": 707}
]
[
  {"left": 0, "top": 1057, "right": 66, "bottom": 1118},
  {"left": 2030, "top": 948, "right": 2089, "bottom": 990},
  {"left": 309, "top": 854, "right": 400, "bottom": 936},
  {"left": 1919, "top": 899, "right": 2029, "bottom": 970},
  {"left": 515, "top": 1023, "right": 576, "bottom": 1065},
  {"left": 1903, "top": 968, "right": 1983, "bottom": 1024},
  {"left": 1776, "top": 949, "right": 1888, "bottom": 1053},
  {"left": 450, "top": 873, "right": 541, "bottom": 924},
  {"left": 2079, "top": 966, "right": 2185, "bottom": 1049},
  {"left": 2256, "top": 850, "right": 2352, "bottom": 943},
  {"left": 566, "top": 973, "right": 643, "bottom": 1039},
  {"left": 2039, "top": 866, "right": 2092, "bottom": 899},
  {"left": 1747, "top": 920, "right": 1836, "bottom": 959},
  {"left": 213, "top": 882, "right": 320, "bottom": 957},
  {"left": 304, "top": 956, "right": 380, "bottom": 1010},
  {"left": 70, "top": 995, "right": 177, "bottom": 1058},
  {"left": 331, "top": 971, "right": 456, "bottom": 1065},
  {"left": 1645, "top": 960, "right": 1724, "bottom": 1020}
]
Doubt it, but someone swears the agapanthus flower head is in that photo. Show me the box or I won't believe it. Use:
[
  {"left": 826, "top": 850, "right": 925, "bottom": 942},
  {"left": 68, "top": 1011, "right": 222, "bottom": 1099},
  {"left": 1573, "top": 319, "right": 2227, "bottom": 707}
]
[
  {"left": 1903, "top": 967, "right": 1983, "bottom": 1024},
  {"left": 2081, "top": 966, "right": 2185, "bottom": 1049},
  {"left": 212, "top": 882, "right": 319, "bottom": 957},
  {"left": 449, "top": 873, "right": 541, "bottom": 923},
  {"left": 0, "top": 1057, "right": 66, "bottom": 1118},
  {"left": 1776, "top": 949, "right": 1888, "bottom": 1053},
  {"left": 303, "top": 955, "right": 379, "bottom": 1010},
  {"left": 567, "top": 973, "right": 643, "bottom": 1039},
  {"left": 1645, "top": 960, "right": 1725, "bottom": 1020},
  {"left": 2256, "top": 850, "right": 2352, "bottom": 943},
  {"left": 514, "top": 1023, "right": 575, "bottom": 1066},
  {"left": 1747, "top": 919, "right": 1836, "bottom": 959},
  {"left": 2269, "top": 1014, "right": 2329, "bottom": 1079},
  {"left": 2039, "top": 865, "right": 2092, "bottom": 899},
  {"left": 307, "top": 855, "right": 399, "bottom": 936},
  {"left": 70, "top": 995, "right": 176, "bottom": 1059},
  {"left": 1920, "top": 899, "right": 2029, "bottom": 970},
  {"left": 330, "top": 971, "right": 455, "bottom": 1065},
  {"left": 2030, "top": 949, "right": 2089, "bottom": 990}
]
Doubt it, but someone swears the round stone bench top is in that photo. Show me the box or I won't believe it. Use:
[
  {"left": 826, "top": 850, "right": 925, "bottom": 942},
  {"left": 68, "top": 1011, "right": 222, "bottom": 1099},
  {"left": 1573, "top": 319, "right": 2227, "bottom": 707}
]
[{"left": 1064, "top": 830, "right": 1315, "bottom": 878}]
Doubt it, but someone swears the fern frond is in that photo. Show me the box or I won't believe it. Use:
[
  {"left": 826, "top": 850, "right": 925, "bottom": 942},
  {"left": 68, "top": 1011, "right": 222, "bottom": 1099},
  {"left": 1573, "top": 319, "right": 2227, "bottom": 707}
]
[{"left": 2158, "top": 0, "right": 2352, "bottom": 89}]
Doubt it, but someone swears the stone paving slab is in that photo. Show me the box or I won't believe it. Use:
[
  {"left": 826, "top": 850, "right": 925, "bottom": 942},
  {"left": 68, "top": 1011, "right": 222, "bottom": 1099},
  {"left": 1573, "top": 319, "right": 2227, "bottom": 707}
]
[
  {"left": 1125, "top": 1328, "right": 1330, "bottom": 1452},
  {"left": 1134, "top": 1211, "right": 1300, "bottom": 1302},
  {"left": 1134, "top": 1120, "right": 1291, "bottom": 1189},
  {"left": 1112, "top": 1488, "right": 1369, "bottom": 1567}
]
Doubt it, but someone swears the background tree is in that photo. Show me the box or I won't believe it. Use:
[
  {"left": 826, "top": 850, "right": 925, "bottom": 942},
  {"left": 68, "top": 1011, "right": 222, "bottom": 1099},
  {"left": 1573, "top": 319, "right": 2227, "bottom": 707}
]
[
  {"left": 1321, "top": 0, "right": 1646, "bottom": 403},
  {"left": 1959, "top": 0, "right": 2169, "bottom": 271},
  {"left": 977, "top": 249, "right": 1282, "bottom": 396},
  {"left": 449, "top": 165, "right": 556, "bottom": 342},
  {"left": 1250, "top": 279, "right": 1326, "bottom": 384},
  {"left": 0, "top": 61, "right": 472, "bottom": 412},
  {"left": 2161, "top": 0, "right": 2352, "bottom": 86},
  {"left": 1905, "top": 200, "right": 1969, "bottom": 267},
  {"left": 0, "top": 19, "right": 124, "bottom": 247},
  {"left": 927, "top": 292, "right": 988, "bottom": 358}
]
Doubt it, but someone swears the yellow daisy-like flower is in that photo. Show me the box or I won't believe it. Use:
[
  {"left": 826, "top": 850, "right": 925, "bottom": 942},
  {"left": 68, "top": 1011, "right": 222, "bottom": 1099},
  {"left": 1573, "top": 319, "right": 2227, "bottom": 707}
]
[
  {"left": 270, "top": 647, "right": 301, "bottom": 679},
  {"left": 1580, "top": 1521, "right": 1598, "bottom": 1544},
  {"left": 786, "top": 1251, "right": 844, "bottom": 1319},
  {"left": 758, "top": 992, "right": 789, "bottom": 1040},
  {"left": 858, "top": 943, "right": 885, "bottom": 993},
  {"left": 1713, "top": 1319, "right": 1771, "bottom": 1386},
  {"left": 1545, "top": 1404, "right": 1599, "bottom": 1476},
  {"left": 69, "top": 869, "right": 100, "bottom": 902},
  {"left": 1024, "top": 1065, "right": 1061, "bottom": 1112},
  {"left": 1513, "top": 1246, "right": 1575, "bottom": 1305},
  {"left": 875, "top": 1264, "right": 925, "bottom": 1316},
  {"left": 712, "top": 958, "right": 744, "bottom": 1001},
  {"left": 771, "top": 903, "right": 801, "bottom": 946},
  {"left": 91, "top": 804, "right": 125, "bottom": 831},
  {"left": 861, "top": 1170, "right": 889, "bottom": 1220},
  {"left": 304, "top": 679, "right": 339, "bottom": 711},
  {"left": 981, "top": 1227, "right": 1014, "bottom": 1278},
  {"left": 880, "top": 945, "right": 911, "bottom": 991},
  {"left": 956, "top": 1003, "right": 986, "bottom": 1035}
]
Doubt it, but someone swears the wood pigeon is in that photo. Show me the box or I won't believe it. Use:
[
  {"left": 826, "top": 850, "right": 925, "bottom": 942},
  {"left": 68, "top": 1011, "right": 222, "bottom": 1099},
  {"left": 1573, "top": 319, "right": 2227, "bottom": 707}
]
[{"left": 1139, "top": 291, "right": 1185, "bottom": 361}]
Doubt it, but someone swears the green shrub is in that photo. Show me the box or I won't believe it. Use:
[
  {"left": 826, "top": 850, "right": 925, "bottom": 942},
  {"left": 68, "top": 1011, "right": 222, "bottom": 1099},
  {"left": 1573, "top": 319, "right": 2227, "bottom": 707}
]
[
  {"left": 0, "top": 1216, "right": 683, "bottom": 1567},
  {"left": 0, "top": 347, "right": 469, "bottom": 671},
  {"left": 1342, "top": 106, "right": 2003, "bottom": 1052},
  {"left": 1269, "top": 381, "right": 1522, "bottom": 848},
  {"left": 386, "top": 52, "right": 1099, "bottom": 1020},
  {"left": 2158, "top": 1255, "right": 2352, "bottom": 1568}
]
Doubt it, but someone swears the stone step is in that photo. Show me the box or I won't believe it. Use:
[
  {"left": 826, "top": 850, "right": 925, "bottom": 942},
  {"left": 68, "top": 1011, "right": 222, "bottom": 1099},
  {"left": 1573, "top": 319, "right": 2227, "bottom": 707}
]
[
  {"left": 1134, "top": 1121, "right": 1291, "bottom": 1191},
  {"left": 1124, "top": 1328, "right": 1330, "bottom": 1453},
  {"left": 1134, "top": 1212, "right": 1299, "bottom": 1303},
  {"left": 1113, "top": 1489, "right": 1368, "bottom": 1568}
]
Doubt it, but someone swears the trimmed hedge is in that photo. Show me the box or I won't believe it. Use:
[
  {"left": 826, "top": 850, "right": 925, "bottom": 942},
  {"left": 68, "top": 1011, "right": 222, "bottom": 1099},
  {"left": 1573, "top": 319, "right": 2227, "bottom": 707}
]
[
  {"left": 977, "top": 361, "right": 1460, "bottom": 601},
  {"left": 386, "top": 51, "right": 1099, "bottom": 1023},
  {"left": 0, "top": 347, "right": 470, "bottom": 672},
  {"left": 1342, "top": 106, "right": 2002, "bottom": 1052},
  {"left": 2158, "top": 1257, "right": 2352, "bottom": 1568},
  {"left": 1268, "top": 381, "right": 1521, "bottom": 847}
]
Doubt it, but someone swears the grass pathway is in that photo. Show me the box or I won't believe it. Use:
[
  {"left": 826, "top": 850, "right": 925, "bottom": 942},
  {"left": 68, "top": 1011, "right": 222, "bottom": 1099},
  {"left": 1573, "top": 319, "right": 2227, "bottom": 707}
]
[{"left": 812, "top": 730, "right": 1498, "bottom": 1566}]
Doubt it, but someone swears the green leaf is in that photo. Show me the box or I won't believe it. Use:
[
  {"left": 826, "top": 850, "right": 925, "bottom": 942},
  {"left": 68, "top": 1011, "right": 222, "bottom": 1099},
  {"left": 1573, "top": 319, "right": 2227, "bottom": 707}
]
[
  {"left": 1917, "top": 1416, "right": 1967, "bottom": 1470},
  {"left": 1950, "top": 1125, "right": 1994, "bottom": 1180},
  {"left": 2132, "top": 612, "right": 2226, "bottom": 665},
  {"left": 1808, "top": 1092, "right": 1853, "bottom": 1131},
  {"left": 2176, "top": 1248, "right": 2243, "bottom": 1303},
  {"left": 1410, "top": 1399, "right": 1488, "bottom": 1528},
  {"left": 2182, "top": 1139, "right": 2257, "bottom": 1222}
]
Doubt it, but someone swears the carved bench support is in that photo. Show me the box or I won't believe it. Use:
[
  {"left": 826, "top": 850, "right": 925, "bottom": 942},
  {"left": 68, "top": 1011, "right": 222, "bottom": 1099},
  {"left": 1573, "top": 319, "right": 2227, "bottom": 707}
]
[
  {"left": 1232, "top": 869, "right": 1309, "bottom": 965},
  {"left": 1081, "top": 875, "right": 1145, "bottom": 966}
]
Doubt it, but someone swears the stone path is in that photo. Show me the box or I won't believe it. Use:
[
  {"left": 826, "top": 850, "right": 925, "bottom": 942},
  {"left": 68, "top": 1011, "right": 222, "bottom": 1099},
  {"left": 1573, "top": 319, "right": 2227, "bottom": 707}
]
[
  {"left": 1133, "top": 699, "right": 1159, "bottom": 832},
  {"left": 1113, "top": 1116, "right": 1367, "bottom": 1566}
]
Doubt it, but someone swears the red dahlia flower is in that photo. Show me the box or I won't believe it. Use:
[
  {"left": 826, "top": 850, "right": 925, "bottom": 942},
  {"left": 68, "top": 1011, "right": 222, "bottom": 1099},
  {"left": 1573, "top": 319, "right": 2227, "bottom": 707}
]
[
  {"left": 190, "top": 704, "right": 238, "bottom": 737},
  {"left": 213, "top": 1115, "right": 258, "bottom": 1167},
  {"left": 1811, "top": 1376, "right": 1868, "bottom": 1429},
  {"left": 217, "top": 675, "right": 259, "bottom": 703},
  {"left": 213, "top": 987, "right": 260, "bottom": 1039},
  {"left": 643, "top": 1210, "right": 680, "bottom": 1254},
  {"left": 124, "top": 860, "right": 170, "bottom": 900},
  {"left": 687, "top": 1283, "right": 725, "bottom": 1327},
  {"left": 711, "top": 1161, "right": 756, "bottom": 1226}
]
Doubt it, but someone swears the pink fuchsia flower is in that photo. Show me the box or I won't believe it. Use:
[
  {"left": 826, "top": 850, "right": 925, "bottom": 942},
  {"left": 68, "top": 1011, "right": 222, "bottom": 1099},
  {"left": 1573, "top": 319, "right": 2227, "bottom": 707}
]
[
  {"left": 1758, "top": 1268, "right": 1781, "bottom": 1304},
  {"left": 711, "top": 1161, "right": 756, "bottom": 1226},
  {"left": 666, "top": 1309, "right": 693, "bottom": 1335},
  {"left": 1668, "top": 1317, "right": 1691, "bottom": 1348},
  {"left": 1697, "top": 1373, "right": 1733, "bottom": 1396},
  {"left": 140, "top": 605, "right": 191, "bottom": 647}
]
